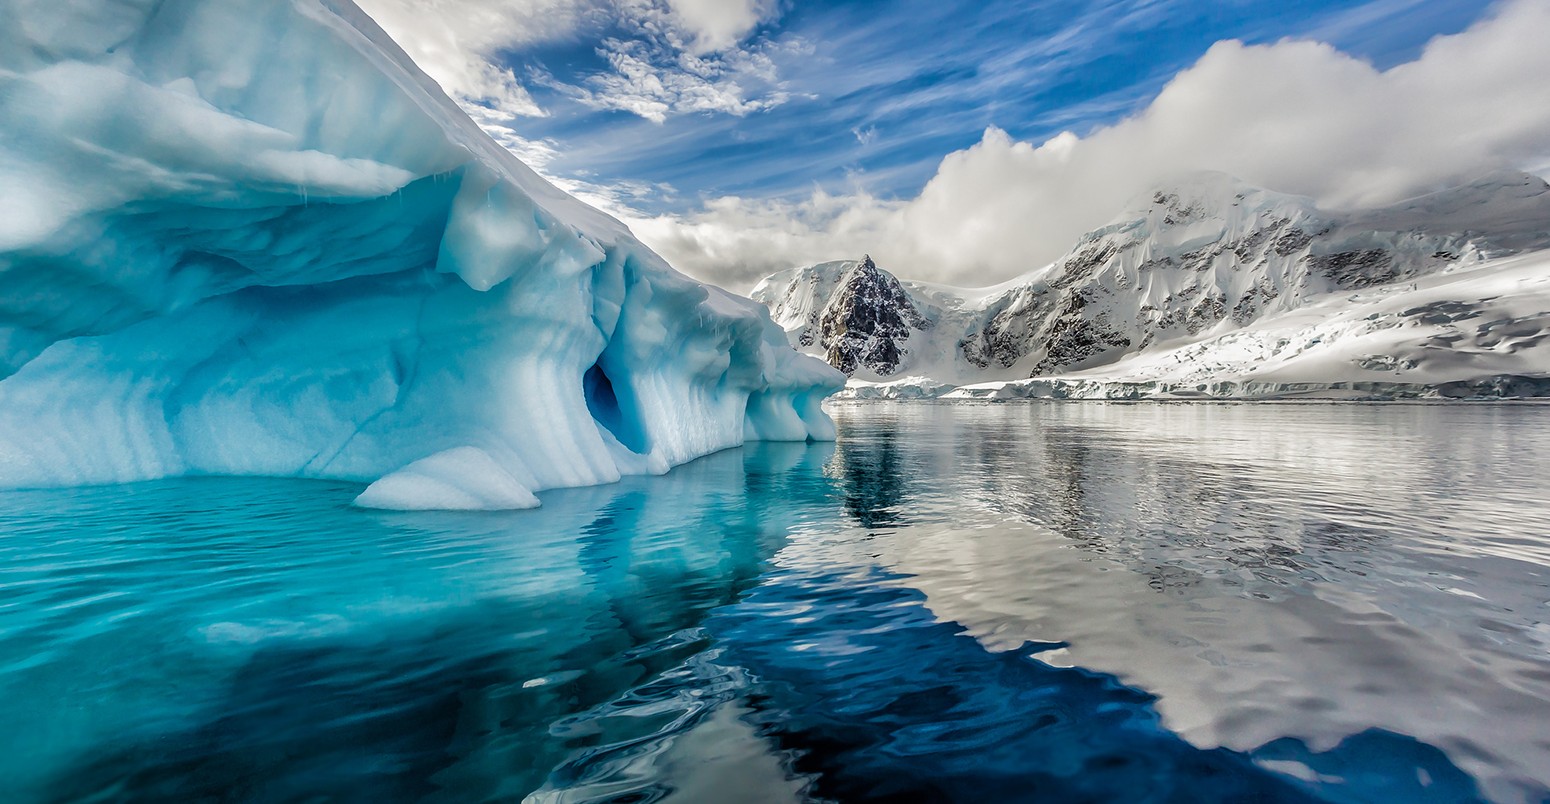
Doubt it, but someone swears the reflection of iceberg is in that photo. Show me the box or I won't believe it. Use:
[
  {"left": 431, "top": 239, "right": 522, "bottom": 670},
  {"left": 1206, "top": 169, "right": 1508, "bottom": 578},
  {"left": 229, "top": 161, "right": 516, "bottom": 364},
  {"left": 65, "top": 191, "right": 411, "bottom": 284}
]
[
  {"left": 4, "top": 438, "right": 1498, "bottom": 801},
  {"left": 16, "top": 444, "right": 824, "bottom": 801},
  {"left": 527, "top": 436, "right": 1482, "bottom": 803},
  {"left": 0, "top": 0, "right": 841, "bottom": 509}
]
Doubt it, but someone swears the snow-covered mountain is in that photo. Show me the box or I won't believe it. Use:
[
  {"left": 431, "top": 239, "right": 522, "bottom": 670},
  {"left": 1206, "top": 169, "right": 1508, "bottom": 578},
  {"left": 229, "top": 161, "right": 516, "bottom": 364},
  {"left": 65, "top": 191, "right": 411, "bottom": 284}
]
[
  {"left": 752, "top": 171, "right": 1550, "bottom": 398},
  {"left": 0, "top": 0, "right": 841, "bottom": 509},
  {"left": 765, "top": 255, "right": 933, "bottom": 376}
]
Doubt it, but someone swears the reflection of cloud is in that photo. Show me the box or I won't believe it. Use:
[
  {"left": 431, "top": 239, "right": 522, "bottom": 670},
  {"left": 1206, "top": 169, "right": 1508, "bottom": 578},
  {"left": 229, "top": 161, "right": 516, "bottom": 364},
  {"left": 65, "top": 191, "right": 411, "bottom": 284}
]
[{"left": 824, "top": 402, "right": 1550, "bottom": 802}]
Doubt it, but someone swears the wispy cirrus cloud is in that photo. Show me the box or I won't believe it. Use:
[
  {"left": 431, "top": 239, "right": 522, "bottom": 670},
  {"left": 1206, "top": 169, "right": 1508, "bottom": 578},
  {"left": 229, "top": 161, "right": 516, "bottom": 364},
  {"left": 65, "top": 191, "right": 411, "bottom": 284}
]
[
  {"left": 625, "top": 0, "right": 1550, "bottom": 291},
  {"left": 356, "top": 0, "right": 798, "bottom": 225},
  {"left": 536, "top": 32, "right": 802, "bottom": 123},
  {"left": 357, "top": 0, "right": 794, "bottom": 124},
  {"left": 353, "top": 0, "right": 590, "bottom": 117},
  {"left": 355, "top": 0, "right": 1535, "bottom": 296}
]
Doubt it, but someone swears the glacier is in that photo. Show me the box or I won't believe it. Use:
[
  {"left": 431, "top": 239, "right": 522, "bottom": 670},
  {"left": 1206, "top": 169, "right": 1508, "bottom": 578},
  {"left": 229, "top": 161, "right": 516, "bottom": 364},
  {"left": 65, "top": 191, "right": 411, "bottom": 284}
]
[
  {"left": 755, "top": 171, "right": 1550, "bottom": 400},
  {"left": 0, "top": 0, "right": 842, "bottom": 509}
]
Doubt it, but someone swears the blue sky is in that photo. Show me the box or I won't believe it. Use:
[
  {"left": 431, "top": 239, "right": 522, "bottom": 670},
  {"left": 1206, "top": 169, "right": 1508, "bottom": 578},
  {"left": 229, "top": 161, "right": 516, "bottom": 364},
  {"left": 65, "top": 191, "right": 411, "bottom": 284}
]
[
  {"left": 491, "top": 0, "right": 1493, "bottom": 214},
  {"left": 363, "top": 0, "right": 1545, "bottom": 288}
]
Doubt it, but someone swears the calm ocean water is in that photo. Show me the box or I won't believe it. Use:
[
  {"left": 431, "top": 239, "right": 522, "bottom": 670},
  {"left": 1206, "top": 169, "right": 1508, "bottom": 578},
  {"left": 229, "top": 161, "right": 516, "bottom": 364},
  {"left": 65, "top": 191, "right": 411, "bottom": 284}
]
[{"left": 2, "top": 402, "right": 1548, "bottom": 802}]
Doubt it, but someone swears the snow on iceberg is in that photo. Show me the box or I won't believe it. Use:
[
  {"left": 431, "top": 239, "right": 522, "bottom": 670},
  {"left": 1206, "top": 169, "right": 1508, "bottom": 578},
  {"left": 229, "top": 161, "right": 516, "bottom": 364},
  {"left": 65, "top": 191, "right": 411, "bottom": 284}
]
[{"left": 0, "top": 0, "right": 841, "bottom": 509}]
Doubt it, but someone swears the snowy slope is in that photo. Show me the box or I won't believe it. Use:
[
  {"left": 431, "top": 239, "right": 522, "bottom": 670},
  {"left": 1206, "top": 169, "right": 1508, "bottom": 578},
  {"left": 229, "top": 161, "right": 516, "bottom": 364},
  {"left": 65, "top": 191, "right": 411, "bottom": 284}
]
[
  {"left": 754, "top": 256, "right": 935, "bottom": 379},
  {"left": 945, "top": 249, "right": 1550, "bottom": 400},
  {"left": 754, "top": 171, "right": 1550, "bottom": 398},
  {"left": 0, "top": 0, "right": 841, "bottom": 508}
]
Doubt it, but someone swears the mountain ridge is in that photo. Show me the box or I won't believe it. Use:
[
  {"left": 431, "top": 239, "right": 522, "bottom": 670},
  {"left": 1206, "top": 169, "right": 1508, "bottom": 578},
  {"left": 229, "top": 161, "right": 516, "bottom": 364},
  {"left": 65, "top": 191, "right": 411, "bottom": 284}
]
[{"left": 751, "top": 170, "right": 1550, "bottom": 398}]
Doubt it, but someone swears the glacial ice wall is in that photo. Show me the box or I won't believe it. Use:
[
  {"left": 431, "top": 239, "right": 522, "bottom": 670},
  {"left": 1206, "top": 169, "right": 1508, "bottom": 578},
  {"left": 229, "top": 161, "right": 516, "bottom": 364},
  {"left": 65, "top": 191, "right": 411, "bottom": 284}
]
[{"left": 0, "top": 0, "right": 841, "bottom": 509}]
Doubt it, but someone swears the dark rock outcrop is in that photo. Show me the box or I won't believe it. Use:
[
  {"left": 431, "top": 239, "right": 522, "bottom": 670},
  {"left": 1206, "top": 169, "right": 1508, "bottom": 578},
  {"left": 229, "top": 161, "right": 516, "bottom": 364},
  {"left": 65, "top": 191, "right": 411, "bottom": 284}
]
[{"left": 816, "top": 256, "right": 933, "bottom": 376}]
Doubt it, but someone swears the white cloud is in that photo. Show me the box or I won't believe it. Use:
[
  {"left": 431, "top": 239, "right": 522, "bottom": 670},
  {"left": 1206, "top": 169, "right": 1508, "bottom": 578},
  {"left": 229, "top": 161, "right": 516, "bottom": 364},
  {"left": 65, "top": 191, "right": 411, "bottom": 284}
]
[
  {"left": 664, "top": 0, "right": 778, "bottom": 53},
  {"left": 354, "top": 0, "right": 594, "bottom": 117},
  {"left": 462, "top": 105, "right": 564, "bottom": 169},
  {"left": 631, "top": 0, "right": 1550, "bottom": 291},
  {"left": 537, "top": 0, "right": 794, "bottom": 123},
  {"left": 358, "top": 0, "right": 789, "bottom": 125},
  {"left": 351, "top": 0, "right": 782, "bottom": 247},
  {"left": 545, "top": 35, "right": 792, "bottom": 122}
]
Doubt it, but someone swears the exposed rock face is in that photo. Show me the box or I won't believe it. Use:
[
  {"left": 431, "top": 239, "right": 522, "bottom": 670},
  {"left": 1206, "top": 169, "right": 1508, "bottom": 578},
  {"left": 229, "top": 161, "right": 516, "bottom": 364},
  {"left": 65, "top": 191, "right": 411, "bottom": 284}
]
[
  {"left": 753, "top": 171, "right": 1550, "bottom": 386},
  {"left": 977, "top": 175, "right": 1495, "bottom": 376},
  {"left": 960, "top": 285, "right": 1051, "bottom": 370},
  {"left": 817, "top": 256, "right": 932, "bottom": 375},
  {"left": 755, "top": 256, "right": 932, "bottom": 377}
]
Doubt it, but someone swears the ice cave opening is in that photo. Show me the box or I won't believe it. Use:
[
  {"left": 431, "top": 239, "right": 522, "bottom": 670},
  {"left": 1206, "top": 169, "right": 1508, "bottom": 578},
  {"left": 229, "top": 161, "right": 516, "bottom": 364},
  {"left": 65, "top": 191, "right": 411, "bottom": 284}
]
[
  {"left": 583, "top": 362, "right": 648, "bottom": 455},
  {"left": 0, "top": 0, "right": 842, "bottom": 509}
]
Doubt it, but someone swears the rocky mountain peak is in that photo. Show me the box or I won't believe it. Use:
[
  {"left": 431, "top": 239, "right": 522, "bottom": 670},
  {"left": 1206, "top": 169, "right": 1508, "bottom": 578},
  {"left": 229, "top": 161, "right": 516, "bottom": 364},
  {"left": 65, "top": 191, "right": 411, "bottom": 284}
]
[
  {"left": 815, "top": 256, "right": 933, "bottom": 376},
  {"left": 756, "top": 171, "right": 1550, "bottom": 386}
]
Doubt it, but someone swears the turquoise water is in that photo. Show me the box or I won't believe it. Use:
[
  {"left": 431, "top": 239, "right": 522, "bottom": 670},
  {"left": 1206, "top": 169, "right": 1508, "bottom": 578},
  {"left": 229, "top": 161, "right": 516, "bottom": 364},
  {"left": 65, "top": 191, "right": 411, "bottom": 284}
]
[{"left": 3, "top": 403, "right": 1549, "bottom": 802}]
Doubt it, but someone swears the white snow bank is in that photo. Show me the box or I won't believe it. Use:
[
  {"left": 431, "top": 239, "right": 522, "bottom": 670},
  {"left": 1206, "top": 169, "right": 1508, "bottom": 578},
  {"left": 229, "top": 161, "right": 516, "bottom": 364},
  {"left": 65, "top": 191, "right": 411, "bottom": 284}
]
[
  {"left": 834, "top": 377, "right": 959, "bottom": 400},
  {"left": 904, "top": 249, "right": 1550, "bottom": 401},
  {"left": 0, "top": 0, "right": 842, "bottom": 509},
  {"left": 760, "top": 171, "right": 1550, "bottom": 388}
]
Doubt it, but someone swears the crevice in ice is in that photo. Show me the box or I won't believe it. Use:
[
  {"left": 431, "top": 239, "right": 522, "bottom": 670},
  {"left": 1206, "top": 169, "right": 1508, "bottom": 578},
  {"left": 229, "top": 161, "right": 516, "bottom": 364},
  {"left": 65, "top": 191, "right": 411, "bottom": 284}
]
[{"left": 584, "top": 361, "right": 648, "bottom": 455}]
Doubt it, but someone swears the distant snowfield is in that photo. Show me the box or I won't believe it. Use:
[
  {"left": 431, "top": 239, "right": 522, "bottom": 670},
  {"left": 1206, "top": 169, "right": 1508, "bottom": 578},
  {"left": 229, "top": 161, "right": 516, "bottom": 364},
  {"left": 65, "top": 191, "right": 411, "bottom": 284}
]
[
  {"left": 757, "top": 171, "right": 1550, "bottom": 401},
  {"left": 845, "top": 249, "right": 1550, "bottom": 401}
]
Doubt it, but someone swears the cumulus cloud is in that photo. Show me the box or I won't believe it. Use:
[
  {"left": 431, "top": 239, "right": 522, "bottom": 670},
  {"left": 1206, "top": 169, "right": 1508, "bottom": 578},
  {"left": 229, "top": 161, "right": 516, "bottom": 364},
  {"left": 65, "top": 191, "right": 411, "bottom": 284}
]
[
  {"left": 664, "top": 0, "right": 778, "bottom": 53},
  {"left": 631, "top": 0, "right": 1550, "bottom": 291}
]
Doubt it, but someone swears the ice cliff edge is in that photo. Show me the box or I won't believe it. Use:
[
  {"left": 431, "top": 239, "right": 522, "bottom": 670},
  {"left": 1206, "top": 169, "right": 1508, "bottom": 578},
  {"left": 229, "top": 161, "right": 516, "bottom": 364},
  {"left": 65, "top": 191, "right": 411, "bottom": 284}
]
[{"left": 0, "top": 0, "right": 842, "bottom": 509}]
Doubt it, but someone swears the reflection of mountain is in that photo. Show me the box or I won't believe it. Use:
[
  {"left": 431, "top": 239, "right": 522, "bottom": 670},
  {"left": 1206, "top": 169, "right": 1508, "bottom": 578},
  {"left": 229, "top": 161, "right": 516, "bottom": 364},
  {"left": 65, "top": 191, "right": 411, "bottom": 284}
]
[
  {"left": 822, "top": 401, "right": 1385, "bottom": 595},
  {"left": 536, "top": 491, "right": 1483, "bottom": 802},
  {"left": 827, "top": 402, "right": 1550, "bottom": 801},
  {"left": 830, "top": 424, "right": 913, "bottom": 530},
  {"left": 928, "top": 405, "right": 1390, "bottom": 592},
  {"left": 17, "top": 411, "right": 1546, "bottom": 800},
  {"left": 711, "top": 563, "right": 1475, "bottom": 803}
]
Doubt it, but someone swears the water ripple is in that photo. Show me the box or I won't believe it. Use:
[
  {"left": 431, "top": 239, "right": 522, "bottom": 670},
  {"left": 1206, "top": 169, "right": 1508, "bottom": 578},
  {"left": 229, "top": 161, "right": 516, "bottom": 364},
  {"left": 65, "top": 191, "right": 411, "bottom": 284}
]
[{"left": 1, "top": 406, "right": 1547, "bottom": 801}]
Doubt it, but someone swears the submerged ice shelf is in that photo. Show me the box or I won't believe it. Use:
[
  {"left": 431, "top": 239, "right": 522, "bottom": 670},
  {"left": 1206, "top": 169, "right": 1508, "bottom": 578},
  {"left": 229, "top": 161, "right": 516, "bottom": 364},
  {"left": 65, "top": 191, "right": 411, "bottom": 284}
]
[{"left": 0, "top": 0, "right": 841, "bottom": 509}]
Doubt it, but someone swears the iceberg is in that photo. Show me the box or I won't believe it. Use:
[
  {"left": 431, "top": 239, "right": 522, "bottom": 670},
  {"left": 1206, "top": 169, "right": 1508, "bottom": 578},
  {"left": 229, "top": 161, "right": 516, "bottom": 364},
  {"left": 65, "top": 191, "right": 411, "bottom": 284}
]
[{"left": 0, "top": 0, "right": 841, "bottom": 509}]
